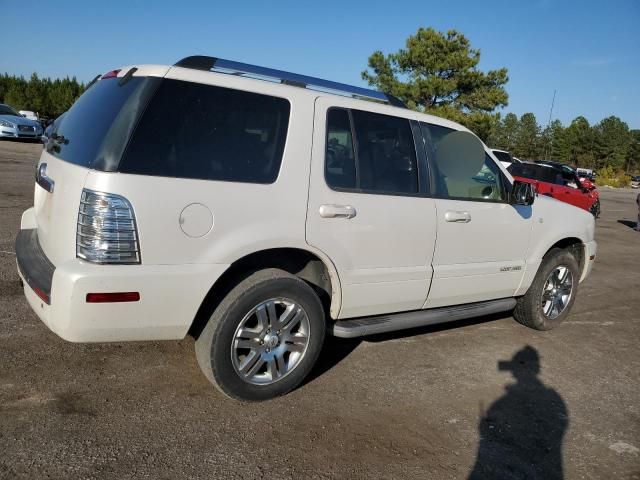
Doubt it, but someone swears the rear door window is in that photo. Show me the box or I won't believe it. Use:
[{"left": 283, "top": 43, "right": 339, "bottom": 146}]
[
  {"left": 119, "top": 79, "right": 291, "bottom": 184},
  {"left": 352, "top": 110, "right": 418, "bottom": 194},
  {"left": 325, "top": 109, "right": 356, "bottom": 189},
  {"left": 324, "top": 108, "right": 419, "bottom": 195}
]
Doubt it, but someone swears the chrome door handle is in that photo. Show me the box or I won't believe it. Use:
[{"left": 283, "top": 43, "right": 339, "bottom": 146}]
[
  {"left": 319, "top": 204, "right": 357, "bottom": 219},
  {"left": 444, "top": 210, "right": 471, "bottom": 223}
]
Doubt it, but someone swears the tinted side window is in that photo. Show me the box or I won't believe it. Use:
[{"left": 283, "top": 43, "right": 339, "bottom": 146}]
[
  {"left": 352, "top": 110, "right": 418, "bottom": 194},
  {"left": 324, "top": 109, "right": 419, "bottom": 195},
  {"left": 423, "top": 123, "right": 505, "bottom": 202},
  {"left": 120, "top": 79, "right": 290, "bottom": 183},
  {"left": 510, "top": 164, "right": 562, "bottom": 185},
  {"left": 325, "top": 109, "right": 356, "bottom": 189}
]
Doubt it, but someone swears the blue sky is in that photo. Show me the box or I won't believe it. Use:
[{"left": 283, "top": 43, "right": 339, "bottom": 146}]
[{"left": 2, "top": 0, "right": 638, "bottom": 128}]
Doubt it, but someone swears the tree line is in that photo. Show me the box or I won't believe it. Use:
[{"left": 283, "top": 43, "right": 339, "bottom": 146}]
[
  {"left": 2, "top": 27, "right": 638, "bottom": 174},
  {"left": 0, "top": 73, "right": 85, "bottom": 120},
  {"left": 363, "top": 27, "right": 639, "bottom": 174},
  {"left": 487, "top": 113, "right": 640, "bottom": 173}
]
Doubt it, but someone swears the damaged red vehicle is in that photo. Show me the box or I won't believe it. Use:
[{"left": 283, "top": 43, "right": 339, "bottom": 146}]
[{"left": 508, "top": 161, "right": 600, "bottom": 217}]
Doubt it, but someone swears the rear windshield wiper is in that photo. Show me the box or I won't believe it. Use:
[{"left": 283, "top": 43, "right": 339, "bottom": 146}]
[{"left": 51, "top": 133, "right": 69, "bottom": 145}]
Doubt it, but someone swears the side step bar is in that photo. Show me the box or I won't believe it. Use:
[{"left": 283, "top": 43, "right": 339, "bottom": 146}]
[{"left": 329, "top": 298, "right": 517, "bottom": 338}]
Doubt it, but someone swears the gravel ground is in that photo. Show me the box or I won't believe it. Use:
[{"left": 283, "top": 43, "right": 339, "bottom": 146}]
[{"left": 1, "top": 140, "right": 639, "bottom": 479}]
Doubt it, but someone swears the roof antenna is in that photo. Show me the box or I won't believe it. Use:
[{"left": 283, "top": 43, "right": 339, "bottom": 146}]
[{"left": 544, "top": 89, "right": 557, "bottom": 160}]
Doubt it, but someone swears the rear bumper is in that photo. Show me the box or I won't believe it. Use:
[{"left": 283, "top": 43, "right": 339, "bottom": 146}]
[{"left": 16, "top": 225, "right": 229, "bottom": 343}]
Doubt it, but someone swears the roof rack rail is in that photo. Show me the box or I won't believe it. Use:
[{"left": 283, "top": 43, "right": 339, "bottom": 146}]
[{"left": 174, "top": 55, "right": 406, "bottom": 108}]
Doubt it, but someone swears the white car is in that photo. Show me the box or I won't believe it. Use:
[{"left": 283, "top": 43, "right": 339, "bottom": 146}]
[
  {"left": 19, "top": 110, "right": 39, "bottom": 121},
  {"left": 16, "top": 57, "right": 597, "bottom": 401},
  {"left": 0, "top": 104, "right": 43, "bottom": 140}
]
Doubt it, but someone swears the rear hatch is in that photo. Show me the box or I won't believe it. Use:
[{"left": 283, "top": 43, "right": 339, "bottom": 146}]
[{"left": 34, "top": 67, "right": 167, "bottom": 266}]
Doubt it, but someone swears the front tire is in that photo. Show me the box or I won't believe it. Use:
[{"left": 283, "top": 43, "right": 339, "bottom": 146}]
[
  {"left": 195, "top": 269, "right": 326, "bottom": 401},
  {"left": 514, "top": 248, "right": 580, "bottom": 331}
]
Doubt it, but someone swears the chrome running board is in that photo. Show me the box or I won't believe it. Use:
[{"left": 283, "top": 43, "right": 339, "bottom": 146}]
[{"left": 329, "top": 298, "right": 517, "bottom": 338}]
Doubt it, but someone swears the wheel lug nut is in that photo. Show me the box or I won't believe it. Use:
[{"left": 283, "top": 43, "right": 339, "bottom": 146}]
[{"left": 260, "top": 340, "right": 264, "bottom": 345}]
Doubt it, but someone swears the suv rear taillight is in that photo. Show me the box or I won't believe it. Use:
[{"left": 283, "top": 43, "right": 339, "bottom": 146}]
[{"left": 76, "top": 189, "right": 141, "bottom": 264}]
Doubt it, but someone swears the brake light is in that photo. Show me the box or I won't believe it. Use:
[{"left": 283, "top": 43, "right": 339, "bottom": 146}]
[
  {"left": 76, "top": 189, "right": 141, "bottom": 264},
  {"left": 86, "top": 292, "right": 140, "bottom": 303},
  {"left": 101, "top": 69, "right": 121, "bottom": 79}
]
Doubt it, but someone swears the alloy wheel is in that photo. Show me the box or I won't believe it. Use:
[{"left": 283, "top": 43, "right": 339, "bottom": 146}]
[
  {"left": 231, "top": 298, "right": 310, "bottom": 385},
  {"left": 541, "top": 266, "right": 573, "bottom": 320}
]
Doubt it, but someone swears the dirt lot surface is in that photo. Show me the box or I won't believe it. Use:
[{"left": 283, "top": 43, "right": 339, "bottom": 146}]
[{"left": 1, "top": 140, "right": 639, "bottom": 479}]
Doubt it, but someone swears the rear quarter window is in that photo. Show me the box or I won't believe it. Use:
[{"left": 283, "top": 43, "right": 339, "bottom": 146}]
[
  {"left": 46, "top": 77, "right": 149, "bottom": 168},
  {"left": 119, "top": 79, "right": 291, "bottom": 184}
]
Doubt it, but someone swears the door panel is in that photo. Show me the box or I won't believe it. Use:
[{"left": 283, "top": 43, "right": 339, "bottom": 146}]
[
  {"left": 426, "top": 199, "right": 532, "bottom": 308},
  {"left": 420, "top": 122, "right": 532, "bottom": 308},
  {"left": 306, "top": 98, "right": 437, "bottom": 319}
]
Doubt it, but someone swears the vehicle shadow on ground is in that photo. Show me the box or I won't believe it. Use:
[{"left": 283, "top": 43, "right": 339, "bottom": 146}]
[
  {"left": 617, "top": 219, "right": 638, "bottom": 230},
  {"left": 467, "top": 345, "right": 568, "bottom": 479},
  {"left": 306, "top": 312, "right": 512, "bottom": 385}
]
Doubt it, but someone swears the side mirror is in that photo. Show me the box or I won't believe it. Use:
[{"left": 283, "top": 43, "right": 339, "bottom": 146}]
[{"left": 510, "top": 180, "right": 535, "bottom": 206}]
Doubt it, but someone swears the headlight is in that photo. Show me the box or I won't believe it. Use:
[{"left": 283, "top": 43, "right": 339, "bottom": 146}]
[{"left": 0, "top": 120, "right": 15, "bottom": 128}]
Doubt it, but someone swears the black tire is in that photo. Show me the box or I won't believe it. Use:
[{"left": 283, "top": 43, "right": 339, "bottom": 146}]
[
  {"left": 513, "top": 248, "right": 580, "bottom": 331},
  {"left": 195, "top": 269, "right": 325, "bottom": 401}
]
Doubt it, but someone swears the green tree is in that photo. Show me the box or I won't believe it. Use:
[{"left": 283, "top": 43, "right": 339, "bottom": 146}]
[
  {"left": 624, "top": 130, "right": 640, "bottom": 173},
  {"left": 562, "top": 116, "right": 595, "bottom": 168},
  {"left": 540, "top": 119, "right": 567, "bottom": 161},
  {"left": 361, "top": 27, "right": 509, "bottom": 140},
  {"left": 514, "top": 113, "right": 540, "bottom": 159},
  {"left": 594, "top": 116, "right": 630, "bottom": 170},
  {"left": 486, "top": 112, "right": 520, "bottom": 151},
  {"left": 0, "top": 72, "right": 84, "bottom": 118}
]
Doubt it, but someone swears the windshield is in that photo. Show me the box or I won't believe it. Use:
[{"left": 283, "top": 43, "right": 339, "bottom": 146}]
[{"left": 0, "top": 104, "right": 20, "bottom": 116}]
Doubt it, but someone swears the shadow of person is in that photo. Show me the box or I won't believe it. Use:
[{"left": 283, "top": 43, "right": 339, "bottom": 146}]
[{"left": 468, "top": 346, "right": 568, "bottom": 480}]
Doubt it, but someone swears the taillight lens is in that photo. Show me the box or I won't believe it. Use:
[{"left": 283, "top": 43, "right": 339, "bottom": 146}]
[{"left": 77, "top": 189, "right": 141, "bottom": 264}]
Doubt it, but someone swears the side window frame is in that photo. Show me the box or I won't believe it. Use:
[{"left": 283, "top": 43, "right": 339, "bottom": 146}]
[
  {"left": 323, "top": 107, "right": 429, "bottom": 197},
  {"left": 420, "top": 121, "right": 510, "bottom": 204}
]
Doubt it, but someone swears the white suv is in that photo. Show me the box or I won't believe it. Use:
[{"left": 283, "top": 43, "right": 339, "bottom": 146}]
[{"left": 16, "top": 56, "right": 597, "bottom": 401}]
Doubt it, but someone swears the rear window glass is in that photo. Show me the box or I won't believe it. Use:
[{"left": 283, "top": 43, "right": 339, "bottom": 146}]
[
  {"left": 46, "top": 77, "right": 147, "bottom": 167},
  {"left": 119, "top": 79, "right": 290, "bottom": 184},
  {"left": 492, "top": 150, "right": 512, "bottom": 163},
  {"left": 509, "top": 163, "right": 561, "bottom": 184}
]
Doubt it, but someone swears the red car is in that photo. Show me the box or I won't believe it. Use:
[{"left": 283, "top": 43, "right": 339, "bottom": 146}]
[{"left": 508, "top": 162, "right": 600, "bottom": 217}]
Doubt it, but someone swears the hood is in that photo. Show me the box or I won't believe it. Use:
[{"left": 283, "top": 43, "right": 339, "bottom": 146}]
[
  {"left": 534, "top": 194, "right": 595, "bottom": 242},
  {"left": 0, "top": 114, "right": 40, "bottom": 127}
]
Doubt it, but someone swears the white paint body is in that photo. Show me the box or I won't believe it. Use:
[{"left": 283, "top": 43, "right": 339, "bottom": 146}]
[{"left": 17, "top": 64, "right": 597, "bottom": 342}]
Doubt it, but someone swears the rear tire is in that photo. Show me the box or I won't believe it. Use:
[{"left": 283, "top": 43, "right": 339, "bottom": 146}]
[
  {"left": 514, "top": 248, "right": 580, "bottom": 331},
  {"left": 195, "top": 269, "right": 325, "bottom": 401}
]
